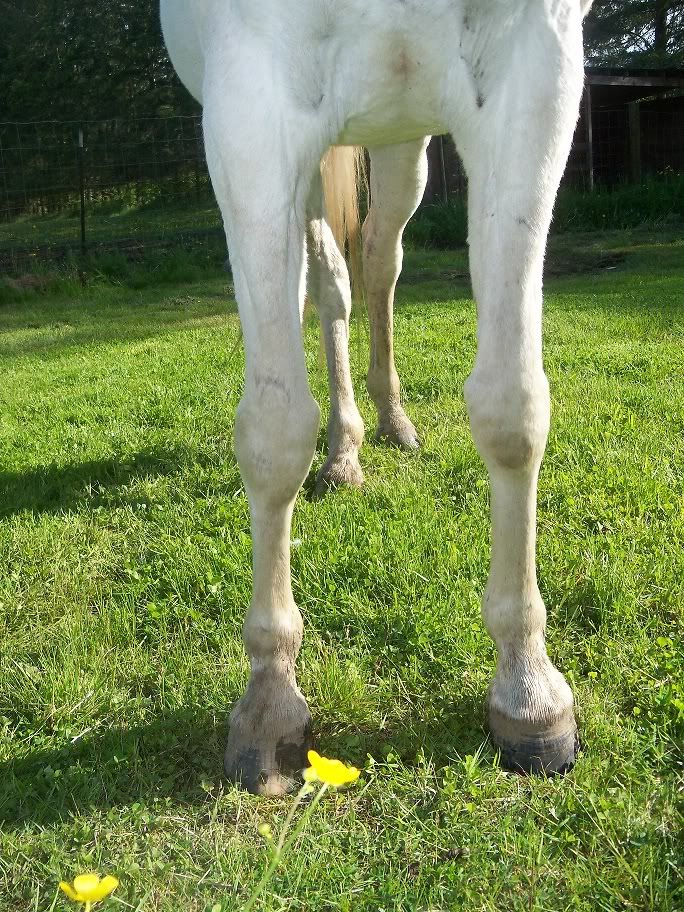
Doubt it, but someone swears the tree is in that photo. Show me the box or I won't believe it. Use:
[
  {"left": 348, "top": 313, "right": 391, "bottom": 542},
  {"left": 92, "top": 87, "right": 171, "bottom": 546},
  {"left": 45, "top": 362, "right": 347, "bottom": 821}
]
[
  {"left": 584, "top": 1, "right": 684, "bottom": 66},
  {"left": 2, "top": 2, "right": 684, "bottom": 122},
  {"left": 0, "top": 0, "right": 196, "bottom": 122}
]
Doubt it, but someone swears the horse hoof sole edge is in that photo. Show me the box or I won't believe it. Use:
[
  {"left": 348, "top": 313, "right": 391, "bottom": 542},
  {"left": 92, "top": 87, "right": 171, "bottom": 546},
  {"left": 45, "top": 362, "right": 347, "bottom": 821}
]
[{"left": 492, "top": 727, "right": 580, "bottom": 776}]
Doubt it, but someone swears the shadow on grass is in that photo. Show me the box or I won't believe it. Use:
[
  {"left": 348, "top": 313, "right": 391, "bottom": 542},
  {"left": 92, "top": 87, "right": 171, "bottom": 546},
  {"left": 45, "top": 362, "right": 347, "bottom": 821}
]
[
  {"left": 546, "top": 575, "right": 609, "bottom": 637},
  {"left": 318, "top": 689, "right": 490, "bottom": 771},
  {"left": 0, "top": 446, "right": 200, "bottom": 517},
  {"left": 0, "top": 689, "right": 492, "bottom": 829},
  {"left": 0, "top": 708, "right": 229, "bottom": 829}
]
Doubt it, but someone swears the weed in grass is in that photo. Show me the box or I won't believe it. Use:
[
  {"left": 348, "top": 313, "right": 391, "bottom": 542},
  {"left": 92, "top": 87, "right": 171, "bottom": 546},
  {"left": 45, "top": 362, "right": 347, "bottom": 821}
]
[{"left": 52, "top": 753, "right": 360, "bottom": 912}]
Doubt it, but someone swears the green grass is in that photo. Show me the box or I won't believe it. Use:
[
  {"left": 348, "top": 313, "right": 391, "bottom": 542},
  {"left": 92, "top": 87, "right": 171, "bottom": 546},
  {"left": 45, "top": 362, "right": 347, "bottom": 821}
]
[
  {"left": 0, "top": 230, "right": 682, "bottom": 912},
  {"left": 0, "top": 192, "right": 223, "bottom": 275},
  {"left": 0, "top": 191, "right": 221, "bottom": 249}
]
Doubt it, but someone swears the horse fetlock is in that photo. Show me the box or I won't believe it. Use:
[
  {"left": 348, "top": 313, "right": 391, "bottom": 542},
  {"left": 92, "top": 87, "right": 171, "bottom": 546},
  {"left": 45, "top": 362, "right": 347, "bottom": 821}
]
[
  {"left": 328, "top": 404, "right": 365, "bottom": 451},
  {"left": 482, "top": 585, "right": 547, "bottom": 647},
  {"left": 367, "top": 367, "right": 419, "bottom": 449},
  {"left": 243, "top": 610, "right": 303, "bottom": 666}
]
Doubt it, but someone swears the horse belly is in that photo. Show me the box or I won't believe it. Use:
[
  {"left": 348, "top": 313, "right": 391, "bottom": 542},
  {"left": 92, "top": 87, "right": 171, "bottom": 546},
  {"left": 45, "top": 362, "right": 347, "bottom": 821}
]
[
  {"left": 202, "top": 0, "right": 469, "bottom": 147},
  {"left": 333, "top": 17, "right": 459, "bottom": 146}
]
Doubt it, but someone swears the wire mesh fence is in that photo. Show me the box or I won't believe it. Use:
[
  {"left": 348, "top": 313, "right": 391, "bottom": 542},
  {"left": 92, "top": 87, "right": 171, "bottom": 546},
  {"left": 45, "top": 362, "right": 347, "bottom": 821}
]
[
  {"left": 0, "top": 102, "right": 682, "bottom": 274},
  {"left": 0, "top": 115, "right": 222, "bottom": 273},
  {"left": 641, "top": 95, "right": 684, "bottom": 175}
]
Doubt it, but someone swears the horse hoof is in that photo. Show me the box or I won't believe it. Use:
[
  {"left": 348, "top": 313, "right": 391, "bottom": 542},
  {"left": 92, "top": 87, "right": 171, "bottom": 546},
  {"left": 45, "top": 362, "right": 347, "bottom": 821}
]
[
  {"left": 224, "top": 726, "right": 311, "bottom": 796},
  {"left": 224, "top": 682, "right": 312, "bottom": 795},
  {"left": 374, "top": 413, "right": 420, "bottom": 450},
  {"left": 489, "top": 707, "right": 579, "bottom": 776},
  {"left": 314, "top": 454, "right": 364, "bottom": 497},
  {"left": 224, "top": 742, "right": 305, "bottom": 796}
]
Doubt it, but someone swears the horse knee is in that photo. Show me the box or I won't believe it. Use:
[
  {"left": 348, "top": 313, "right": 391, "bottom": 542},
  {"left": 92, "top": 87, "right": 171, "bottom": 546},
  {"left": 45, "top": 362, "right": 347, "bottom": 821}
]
[
  {"left": 235, "top": 381, "right": 320, "bottom": 506},
  {"left": 464, "top": 370, "right": 550, "bottom": 472}
]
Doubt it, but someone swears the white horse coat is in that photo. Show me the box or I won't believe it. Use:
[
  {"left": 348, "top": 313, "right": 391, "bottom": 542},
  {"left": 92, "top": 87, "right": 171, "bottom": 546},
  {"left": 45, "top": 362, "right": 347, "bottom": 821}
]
[{"left": 161, "top": 0, "right": 592, "bottom": 794}]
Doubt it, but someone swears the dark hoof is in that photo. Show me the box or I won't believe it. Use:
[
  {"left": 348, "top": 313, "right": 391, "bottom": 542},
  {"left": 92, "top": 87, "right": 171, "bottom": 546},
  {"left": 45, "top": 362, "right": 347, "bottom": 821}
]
[
  {"left": 495, "top": 729, "right": 579, "bottom": 776},
  {"left": 225, "top": 677, "right": 312, "bottom": 796},
  {"left": 224, "top": 733, "right": 310, "bottom": 797},
  {"left": 490, "top": 707, "right": 579, "bottom": 776}
]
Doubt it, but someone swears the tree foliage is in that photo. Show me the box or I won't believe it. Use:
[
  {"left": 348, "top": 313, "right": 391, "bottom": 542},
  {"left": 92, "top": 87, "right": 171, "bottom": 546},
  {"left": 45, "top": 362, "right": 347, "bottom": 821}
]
[
  {"left": 585, "top": 0, "right": 684, "bottom": 66},
  {"left": 0, "top": 1, "right": 683, "bottom": 124},
  {"left": 0, "top": 0, "right": 195, "bottom": 122}
]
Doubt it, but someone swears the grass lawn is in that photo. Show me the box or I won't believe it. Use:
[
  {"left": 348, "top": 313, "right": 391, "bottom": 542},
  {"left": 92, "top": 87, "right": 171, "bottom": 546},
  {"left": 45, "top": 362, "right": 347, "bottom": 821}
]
[
  {"left": 0, "top": 230, "right": 682, "bottom": 911},
  {"left": 0, "top": 191, "right": 221, "bottom": 248},
  {"left": 0, "top": 195, "right": 223, "bottom": 272}
]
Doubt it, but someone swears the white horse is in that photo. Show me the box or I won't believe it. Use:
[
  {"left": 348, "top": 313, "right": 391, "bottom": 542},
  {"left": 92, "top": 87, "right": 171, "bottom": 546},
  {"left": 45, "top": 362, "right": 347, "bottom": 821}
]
[{"left": 161, "top": 0, "right": 594, "bottom": 795}]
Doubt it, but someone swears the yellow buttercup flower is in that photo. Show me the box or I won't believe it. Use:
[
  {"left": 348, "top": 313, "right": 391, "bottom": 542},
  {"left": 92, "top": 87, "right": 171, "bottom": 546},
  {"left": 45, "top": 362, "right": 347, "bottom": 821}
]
[
  {"left": 305, "top": 750, "right": 360, "bottom": 787},
  {"left": 59, "top": 873, "right": 119, "bottom": 907}
]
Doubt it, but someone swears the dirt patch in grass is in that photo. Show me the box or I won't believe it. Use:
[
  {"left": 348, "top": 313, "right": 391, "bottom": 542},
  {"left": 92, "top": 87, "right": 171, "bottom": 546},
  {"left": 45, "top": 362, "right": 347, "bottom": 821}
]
[
  {"left": 401, "top": 248, "right": 626, "bottom": 286},
  {"left": 545, "top": 248, "right": 625, "bottom": 276}
]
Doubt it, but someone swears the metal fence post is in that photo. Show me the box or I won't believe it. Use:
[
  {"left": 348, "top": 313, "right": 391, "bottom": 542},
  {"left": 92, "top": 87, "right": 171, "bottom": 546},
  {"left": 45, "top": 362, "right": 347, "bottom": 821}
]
[
  {"left": 438, "top": 135, "right": 448, "bottom": 204},
  {"left": 78, "top": 126, "right": 86, "bottom": 256}
]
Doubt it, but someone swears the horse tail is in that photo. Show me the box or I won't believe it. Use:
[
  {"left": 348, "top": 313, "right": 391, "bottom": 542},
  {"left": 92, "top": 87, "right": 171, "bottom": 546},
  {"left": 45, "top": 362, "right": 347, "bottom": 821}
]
[{"left": 320, "top": 146, "right": 367, "bottom": 302}]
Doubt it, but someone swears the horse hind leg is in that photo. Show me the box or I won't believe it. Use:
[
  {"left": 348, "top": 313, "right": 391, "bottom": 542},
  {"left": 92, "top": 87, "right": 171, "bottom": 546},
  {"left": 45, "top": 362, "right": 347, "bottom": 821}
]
[
  {"left": 307, "top": 178, "right": 365, "bottom": 496},
  {"left": 363, "top": 138, "right": 429, "bottom": 449},
  {"left": 454, "top": 6, "right": 585, "bottom": 773},
  {"left": 203, "top": 72, "right": 326, "bottom": 794}
]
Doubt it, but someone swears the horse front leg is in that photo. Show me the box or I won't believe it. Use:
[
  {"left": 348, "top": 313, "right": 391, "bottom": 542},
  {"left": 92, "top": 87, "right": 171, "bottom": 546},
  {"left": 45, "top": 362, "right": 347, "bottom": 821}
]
[
  {"left": 455, "top": 5, "right": 585, "bottom": 773},
  {"left": 226, "top": 230, "right": 319, "bottom": 796},
  {"left": 363, "top": 138, "right": 429, "bottom": 449},
  {"left": 203, "top": 79, "right": 324, "bottom": 795}
]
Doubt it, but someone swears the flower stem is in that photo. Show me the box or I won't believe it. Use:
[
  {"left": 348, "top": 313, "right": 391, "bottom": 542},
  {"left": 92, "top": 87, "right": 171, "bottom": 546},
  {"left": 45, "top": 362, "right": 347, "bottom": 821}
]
[
  {"left": 277, "top": 783, "right": 328, "bottom": 860},
  {"left": 243, "top": 782, "right": 328, "bottom": 912},
  {"left": 274, "top": 785, "right": 308, "bottom": 858}
]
